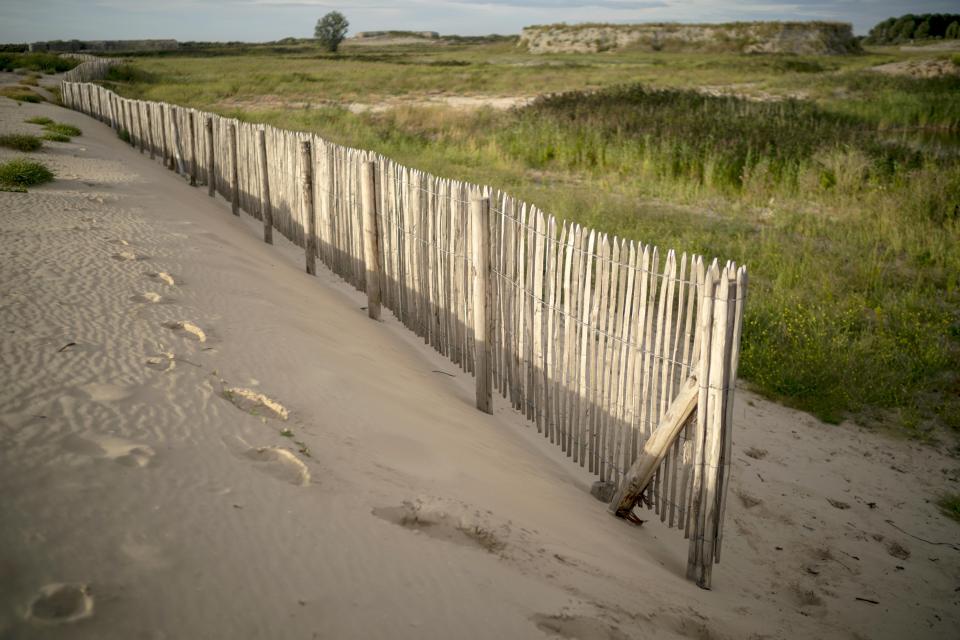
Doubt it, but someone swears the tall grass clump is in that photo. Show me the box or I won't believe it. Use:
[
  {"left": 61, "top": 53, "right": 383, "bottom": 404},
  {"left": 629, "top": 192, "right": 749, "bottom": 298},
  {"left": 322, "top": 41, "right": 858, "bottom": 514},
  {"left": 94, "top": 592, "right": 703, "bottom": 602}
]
[
  {"left": 44, "top": 123, "right": 81, "bottom": 138},
  {"left": 0, "top": 134, "right": 43, "bottom": 152},
  {"left": 0, "top": 158, "right": 54, "bottom": 188},
  {"left": 0, "top": 52, "right": 78, "bottom": 73},
  {"left": 826, "top": 72, "right": 960, "bottom": 130},
  {"left": 498, "top": 84, "right": 926, "bottom": 197},
  {"left": 0, "top": 86, "right": 43, "bottom": 103},
  {"left": 938, "top": 493, "right": 960, "bottom": 523}
]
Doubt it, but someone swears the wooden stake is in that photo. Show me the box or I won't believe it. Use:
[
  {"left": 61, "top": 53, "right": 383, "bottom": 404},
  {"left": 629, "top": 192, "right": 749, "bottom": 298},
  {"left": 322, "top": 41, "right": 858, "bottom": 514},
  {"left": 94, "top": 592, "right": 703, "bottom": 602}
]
[
  {"left": 229, "top": 123, "right": 240, "bottom": 216},
  {"left": 205, "top": 116, "right": 215, "bottom": 197},
  {"left": 471, "top": 197, "right": 493, "bottom": 413},
  {"left": 188, "top": 112, "right": 197, "bottom": 186},
  {"left": 257, "top": 129, "right": 273, "bottom": 244},
  {"left": 145, "top": 105, "right": 155, "bottom": 160},
  {"left": 135, "top": 102, "right": 146, "bottom": 153},
  {"left": 609, "top": 375, "right": 699, "bottom": 516},
  {"left": 360, "top": 161, "right": 381, "bottom": 317},
  {"left": 301, "top": 141, "right": 317, "bottom": 275}
]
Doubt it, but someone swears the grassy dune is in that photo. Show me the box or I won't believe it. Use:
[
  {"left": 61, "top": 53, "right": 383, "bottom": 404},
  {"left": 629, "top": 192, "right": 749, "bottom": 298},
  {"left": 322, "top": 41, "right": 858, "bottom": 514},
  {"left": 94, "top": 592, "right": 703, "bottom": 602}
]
[{"left": 100, "top": 41, "right": 960, "bottom": 447}]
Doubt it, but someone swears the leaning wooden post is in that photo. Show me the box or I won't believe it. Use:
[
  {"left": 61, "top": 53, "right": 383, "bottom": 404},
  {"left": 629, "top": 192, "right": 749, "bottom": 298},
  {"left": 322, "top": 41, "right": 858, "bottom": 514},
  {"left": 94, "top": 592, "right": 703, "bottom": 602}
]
[
  {"left": 360, "top": 161, "right": 382, "bottom": 318},
  {"left": 471, "top": 196, "right": 493, "bottom": 413},
  {"left": 257, "top": 129, "right": 273, "bottom": 244},
  {"left": 301, "top": 141, "right": 317, "bottom": 275},
  {"left": 230, "top": 124, "right": 241, "bottom": 216},
  {"left": 205, "top": 117, "right": 215, "bottom": 197},
  {"left": 608, "top": 376, "right": 699, "bottom": 516}
]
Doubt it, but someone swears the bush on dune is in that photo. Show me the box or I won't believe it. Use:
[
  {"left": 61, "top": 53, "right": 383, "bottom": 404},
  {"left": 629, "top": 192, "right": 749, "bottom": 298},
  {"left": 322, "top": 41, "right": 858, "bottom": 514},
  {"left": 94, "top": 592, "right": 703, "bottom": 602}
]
[
  {"left": 0, "top": 134, "right": 43, "bottom": 152},
  {"left": 0, "top": 158, "right": 55, "bottom": 188}
]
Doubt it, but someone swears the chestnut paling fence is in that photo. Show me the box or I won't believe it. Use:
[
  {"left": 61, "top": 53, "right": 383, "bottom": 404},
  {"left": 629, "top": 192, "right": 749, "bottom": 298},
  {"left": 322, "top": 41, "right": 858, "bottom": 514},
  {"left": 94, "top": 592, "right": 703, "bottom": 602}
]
[{"left": 61, "top": 59, "right": 746, "bottom": 588}]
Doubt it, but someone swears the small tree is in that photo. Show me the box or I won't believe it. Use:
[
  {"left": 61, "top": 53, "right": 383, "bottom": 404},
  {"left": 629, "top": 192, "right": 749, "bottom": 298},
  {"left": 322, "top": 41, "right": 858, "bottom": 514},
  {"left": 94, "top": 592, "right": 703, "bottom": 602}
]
[
  {"left": 947, "top": 21, "right": 960, "bottom": 39},
  {"left": 315, "top": 11, "right": 349, "bottom": 52}
]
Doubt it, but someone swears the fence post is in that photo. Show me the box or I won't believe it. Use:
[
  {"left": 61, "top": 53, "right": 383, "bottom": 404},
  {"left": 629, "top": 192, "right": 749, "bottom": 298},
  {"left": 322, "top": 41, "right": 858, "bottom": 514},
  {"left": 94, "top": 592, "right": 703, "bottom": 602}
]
[
  {"left": 145, "top": 105, "right": 155, "bottom": 160},
  {"left": 301, "top": 141, "right": 317, "bottom": 275},
  {"left": 136, "top": 102, "right": 146, "bottom": 154},
  {"left": 360, "top": 161, "right": 382, "bottom": 319},
  {"left": 471, "top": 196, "right": 493, "bottom": 413},
  {"left": 160, "top": 105, "right": 173, "bottom": 170},
  {"left": 205, "top": 117, "right": 215, "bottom": 197},
  {"left": 257, "top": 129, "right": 273, "bottom": 245},
  {"left": 229, "top": 124, "right": 240, "bottom": 216},
  {"left": 188, "top": 112, "right": 198, "bottom": 186}
]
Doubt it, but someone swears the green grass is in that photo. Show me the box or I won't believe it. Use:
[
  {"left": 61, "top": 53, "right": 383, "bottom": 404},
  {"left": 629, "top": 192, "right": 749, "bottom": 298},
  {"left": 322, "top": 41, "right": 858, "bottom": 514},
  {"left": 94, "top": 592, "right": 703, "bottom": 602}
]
[
  {"left": 23, "top": 118, "right": 81, "bottom": 142},
  {"left": 43, "top": 123, "right": 81, "bottom": 137},
  {"left": 937, "top": 493, "right": 960, "bottom": 523},
  {"left": 0, "top": 134, "right": 43, "bottom": 152},
  {"left": 0, "top": 159, "right": 54, "bottom": 188},
  {"left": 99, "top": 44, "right": 960, "bottom": 445},
  {"left": 0, "top": 86, "right": 43, "bottom": 103},
  {"left": 117, "top": 128, "right": 131, "bottom": 143}
]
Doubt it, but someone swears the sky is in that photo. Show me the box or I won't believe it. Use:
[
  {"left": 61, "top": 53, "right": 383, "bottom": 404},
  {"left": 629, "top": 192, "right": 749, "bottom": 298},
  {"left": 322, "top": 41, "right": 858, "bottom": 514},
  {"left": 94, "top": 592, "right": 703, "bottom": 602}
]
[{"left": 2, "top": 0, "right": 957, "bottom": 43}]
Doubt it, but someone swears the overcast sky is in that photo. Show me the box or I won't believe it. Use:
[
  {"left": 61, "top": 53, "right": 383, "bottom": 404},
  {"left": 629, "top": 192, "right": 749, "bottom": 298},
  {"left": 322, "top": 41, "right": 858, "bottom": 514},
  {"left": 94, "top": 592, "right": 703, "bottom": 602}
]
[{"left": 2, "top": 0, "right": 957, "bottom": 43}]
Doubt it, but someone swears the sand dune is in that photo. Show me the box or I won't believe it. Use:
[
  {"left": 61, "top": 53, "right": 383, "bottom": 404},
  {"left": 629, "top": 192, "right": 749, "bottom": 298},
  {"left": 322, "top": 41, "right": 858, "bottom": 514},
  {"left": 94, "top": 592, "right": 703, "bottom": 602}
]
[{"left": 1, "top": 95, "right": 958, "bottom": 639}]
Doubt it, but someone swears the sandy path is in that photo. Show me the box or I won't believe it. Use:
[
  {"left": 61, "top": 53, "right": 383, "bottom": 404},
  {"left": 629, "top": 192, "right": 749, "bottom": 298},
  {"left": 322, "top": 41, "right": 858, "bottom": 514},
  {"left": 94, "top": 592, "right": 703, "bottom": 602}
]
[{"left": 0, "top": 97, "right": 957, "bottom": 639}]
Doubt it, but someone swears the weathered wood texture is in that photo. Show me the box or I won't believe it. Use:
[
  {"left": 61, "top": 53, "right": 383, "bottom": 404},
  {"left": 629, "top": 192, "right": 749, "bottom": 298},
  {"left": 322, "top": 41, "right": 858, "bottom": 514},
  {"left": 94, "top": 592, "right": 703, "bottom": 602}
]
[
  {"left": 471, "top": 197, "right": 493, "bottom": 413},
  {"left": 63, "top": 65, "right": 747, "bottom": 586}
]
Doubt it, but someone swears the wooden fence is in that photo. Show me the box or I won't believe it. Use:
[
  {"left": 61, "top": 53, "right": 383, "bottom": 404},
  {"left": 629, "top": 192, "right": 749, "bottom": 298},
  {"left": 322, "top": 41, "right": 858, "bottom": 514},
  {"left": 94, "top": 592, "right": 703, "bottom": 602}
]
[{"left": 61, "top": 61, "right": 746, "bottom": 589}]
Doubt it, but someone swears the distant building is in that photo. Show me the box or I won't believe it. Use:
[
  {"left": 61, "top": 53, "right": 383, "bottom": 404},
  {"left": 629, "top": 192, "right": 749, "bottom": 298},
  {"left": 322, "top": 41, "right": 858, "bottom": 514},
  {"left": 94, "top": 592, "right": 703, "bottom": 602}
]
[{"left": 29, "top": 40, "right": 178, "bottom": 53}]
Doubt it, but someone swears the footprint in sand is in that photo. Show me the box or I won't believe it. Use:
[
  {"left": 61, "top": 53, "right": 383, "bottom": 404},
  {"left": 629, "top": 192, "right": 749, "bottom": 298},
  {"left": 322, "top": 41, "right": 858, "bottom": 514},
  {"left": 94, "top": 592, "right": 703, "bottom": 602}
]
[
  {"left": 163, "top": 321, "right": 206, "bottom": 342},
  {"left": 223, "top": 435, "right": 310, "bottom": 486},
  {"left": 130, "top": 291, "right": 163, "bottom": 304},
  {"left": 79, "top": 382, "right": 134, "bottom": 403},
  {"left": 531, "top": 614, "right": 629, "bottom": 640},
  {"left": 147, "top": 271, "right": 177, "bottom": 286},
  {"left": 145, "top": 352, "right": 175, "bottom": 372},
  {"left": 26, "top": 583, "right": 94, "bottom": 624},
  {"left": 243, "top": 447, "right": 311, "bottom": 486},
  {"left": 63, "top": 433, "right": 156, "bottom": 468},
  {"left": 111, "top": 250, "right": 143, "bottom": 262},
  {"left": 222, "top": 387, "right": 288, "bottom": 420},
  {"left": 372, "top": 500, "right": 506, "bottom": 553}
]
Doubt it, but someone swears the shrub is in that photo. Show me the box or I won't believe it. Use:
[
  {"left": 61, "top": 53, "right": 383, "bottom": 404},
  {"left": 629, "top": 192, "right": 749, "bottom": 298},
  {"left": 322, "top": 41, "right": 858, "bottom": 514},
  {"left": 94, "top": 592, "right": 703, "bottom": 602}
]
[
  {"left": 0, "top": 159, "right": 54, "bottom": 187},
  {"left": 0, "top": 134, "right": 43, "bottom": 152},
  {"left": 0, "top": 52, "right": 78, "bottom": 73},
  {"left": 105, "top": 64, "right": 155, "bottom": 83},
  {"left": 937, "top": 493, "right": 960, "bottom": 523},
  {"left": 118, "top": 128, "right": 131, "bottom": 143},
  {"left": 43, "top": 122, "right": 81, "bottom": 137},
  {"left": 0, "top": 86, "right": 43, "bottom": 103}
]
